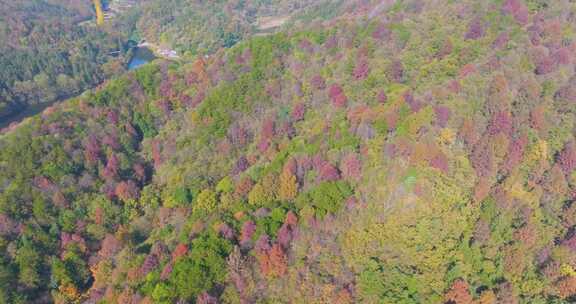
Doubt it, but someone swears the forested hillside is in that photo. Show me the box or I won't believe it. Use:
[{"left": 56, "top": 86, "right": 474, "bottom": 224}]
[
  {"left": 3, "top": 0, "right": 576, "bottom": 303},
  {"left": 0, "top": 0, "right": 334, "bottom": 125}
]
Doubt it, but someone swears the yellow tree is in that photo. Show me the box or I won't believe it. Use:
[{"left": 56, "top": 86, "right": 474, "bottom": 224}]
[
  {"left": 248, "top": 184, "right": 267, "bottom": 206},
  {"left": 279, "top": 169, "right": 298, "bottom": 201},
  {"left": 93, "top": 0, "right": 104, "bottom": 26},
  {"left": 194, "top": 189, "right": 217, "bottom": 213}
]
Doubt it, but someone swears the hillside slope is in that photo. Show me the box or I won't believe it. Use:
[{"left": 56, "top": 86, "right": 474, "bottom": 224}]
[{"left": 2, "top": 0, "right": 576, "bottom": 303}]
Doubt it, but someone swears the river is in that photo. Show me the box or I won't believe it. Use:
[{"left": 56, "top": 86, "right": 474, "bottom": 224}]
[{"left": 0, "top": 102, "right": 55, "bottom": 130}]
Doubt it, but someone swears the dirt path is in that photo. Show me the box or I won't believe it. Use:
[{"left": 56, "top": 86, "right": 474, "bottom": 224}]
[{"left": 257, "top": 15, "right": 290, "bottom": 31}]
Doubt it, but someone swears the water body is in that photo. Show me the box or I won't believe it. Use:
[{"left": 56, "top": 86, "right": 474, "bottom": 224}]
[
  {"left": 128, "top": 47, "right": 156, "bottom": 70},
  {"left": 0, "top": 102, "right": 52, "bottom": 130}
]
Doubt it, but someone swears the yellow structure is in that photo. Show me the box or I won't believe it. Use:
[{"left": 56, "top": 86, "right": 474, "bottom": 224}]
[{"left": 93, "top": 0, "right": 104, "bottom": 25}]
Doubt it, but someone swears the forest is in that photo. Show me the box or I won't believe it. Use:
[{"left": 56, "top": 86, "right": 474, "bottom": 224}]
[
  {"left": 2, "top": 0, "right": 576, "bottom": 303},
  {"left": 0, "top": 0, "right": 128, "bottom": 121}
]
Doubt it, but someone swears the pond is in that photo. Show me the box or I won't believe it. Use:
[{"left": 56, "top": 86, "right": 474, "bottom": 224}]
[{"left": 128, "top": 47, "right": 156, "bottom": 70}]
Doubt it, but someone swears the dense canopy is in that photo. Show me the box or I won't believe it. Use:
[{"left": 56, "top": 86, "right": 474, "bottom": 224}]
[{"left": 2, "top": 0, "right": 576, "bottom": 303}]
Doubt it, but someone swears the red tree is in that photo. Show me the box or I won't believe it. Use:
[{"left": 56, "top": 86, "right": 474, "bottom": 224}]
[
  {"left": 377, "top": 90, "right": 388, "bottom": 103},
  {"left": 234, "top": 176, "right": 254, "bottom": 197},
  {"left": 437, "top": 39, "right": 453, "bottom": 59},
  {"left": 261, "top": 117, "right": 275, "bottom": 140},
  {"left": 332, "top": 93, "right": 348, "bottom": 108},
  {"left": 107, "top": 110, "right": 119, "bottom": 124},
  {"left": 267, "top": 243, "right": 287, "bottom": 277},
  {"left": 99, "top": 234, "right": 121, "bottom": 257},
  {"left": 403, "top": 91, "right": 422, "bottom": 113},
  {"left": 503, "top": 134, "right": 528, "bottom": 171},
  {"left": 372, "top": 23, "right": 390, "bottom": 40},
  {"left": 471, "top": 141, "right": 494, "bottom": 178},
  {"left": 311, "top": 75, "right": 326, "bottom": 90},
  {"left": 558, "top": 141, "right": 576, "bottom": 174},
  {"left": 557, "top": 277, "right": 576, "bottom": 299},
  {"left": 102, "top": 153, "right": 120, "bottom": 180},
  {"left": 388, "top": 60, "right": 404, "bottom": 82},
  {"left": 535, "top": 55, "right": 556, "bottom": 75},
  {"left": 160, "top": 262, "right": 173, "bottom": 280},
  {"left": 102, "top": 133, "right": 120, "bottom": 150},
  {"left": 328, "top": 83, "right": 344, "bottom": 98},
  {"left": 327, "top": 83, "right": 348, "bottom": 107},
  {"left": 445, "top": 279, "right": 473, "bottom": 304},
  {"left": 502, "top": 0, "right": 529, "bottom": 24},
  {"left": 340, "top": 153, "right": 362, "bottom": 181},
  {"left": 553, "top": 47, "right": 572, "bottom": 65},
  {"left": 319, "top": 162, "right": 341, "bottom": 181},
  {"left": 151, "top": 139, "right": 162, "bottom": 169},
  {"left": 255, "top": 234, "right": 271, "bottom": 254},
  {"left": 324, "top": 35, "right": 338, "bottom": 49},
  {"left": 277, "top": 223, "right": 293, "bottom": 249},
  {"left": 196, "top": 292, "right": 218, "bottom": 304},
  {"left": 240, "top": 221, "right": 256, "bottom": 248},
  {"left": 487, "top": 111, "right": 512, "bottom": 136},
  {"left": 430, "top": 152, "right": 449, "bottom": 174},
  {"left": 530, "top": 106, "right": 546, "bottom": 131},
  {"left": 232, "top": 156, "right": 250, "bottom": 175},
  {"left": 133, "top": 163, "right": 147, "bottom": 183},
  {"left": 353, "top": 59, "right": 370, "bottom": 80},
  {"left": 493, "top": 32, "right": 510, "bottom": 49},
  {"left": 434, "top": 105, "right": 451, "bottom": 128},
  {"left": 465, "top": 18, "right": 485, "bottom": 40},
  {"left": 291, "top": 103, "right": 306, "bottom": 121},
  {"left": 115, "top": 180, "right": 140, "bottom": 202},
  {"left": 140, "top": 254, "right": 159, "bottom": 277},
  {"left": 172, "top": 243, "right": 188, "bottom": 260},
  {"left": 285, "top": 211, "right": 298, "bottom": 226},
  {"left": 84, "top": 135, "right": 101, "bottom": 164},
  {"left": 258, "top": 243, "right": 288, "bottom": 277}
]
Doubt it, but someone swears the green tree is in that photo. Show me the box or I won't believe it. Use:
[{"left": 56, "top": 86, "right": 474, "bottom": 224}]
[
  {"left": 170, "top": 234, "right": 232, "bottom": 300},
  {"left": 165, "top": 187, "right": 192, "bottom": 208},
  {"left": 16, "top": 243, "right": 42, "bottom": 289},
  {"left": 216, "top": 176, "right": 233, "bottom": 193},
  {"left": 296, "top": 181, "right": 352, "bottom": 217}
]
